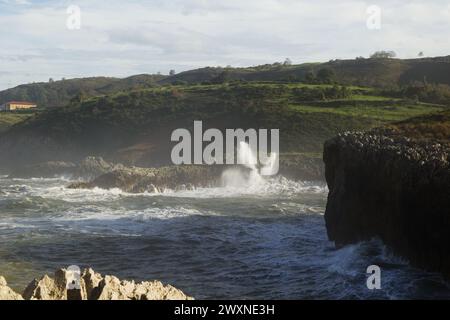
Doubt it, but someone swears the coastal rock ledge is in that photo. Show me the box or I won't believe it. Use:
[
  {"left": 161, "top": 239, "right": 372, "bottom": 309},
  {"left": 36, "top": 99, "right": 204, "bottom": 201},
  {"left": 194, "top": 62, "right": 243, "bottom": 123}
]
[
  {"left": 0, "top": 268, "right": 193, "bottom": 300},
  {"left": 324, "top": 132, "right": 450, "bottom": 277}
]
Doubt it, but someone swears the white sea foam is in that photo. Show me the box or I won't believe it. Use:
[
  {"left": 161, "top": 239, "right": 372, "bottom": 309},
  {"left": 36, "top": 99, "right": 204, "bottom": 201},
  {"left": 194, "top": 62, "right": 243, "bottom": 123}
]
[
  {"left": 1, "top": 172, "right": 326, "bottom": 202},
  {"left": 163, "top": 176, "right": 327, "bottom": 199}
]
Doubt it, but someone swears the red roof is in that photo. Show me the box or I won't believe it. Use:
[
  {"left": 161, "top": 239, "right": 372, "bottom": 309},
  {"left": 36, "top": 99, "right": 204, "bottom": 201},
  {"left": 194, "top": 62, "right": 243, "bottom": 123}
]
[{"left": 5, "top": 101, "right": 37, "bottom": 105}]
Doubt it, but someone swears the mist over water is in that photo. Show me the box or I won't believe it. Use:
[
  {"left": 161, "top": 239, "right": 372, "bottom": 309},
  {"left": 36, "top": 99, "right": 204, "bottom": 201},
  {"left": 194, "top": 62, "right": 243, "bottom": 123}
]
[
  {"left": 0, "top": 174, "right": 449, "bottom": 299},
  {"left": 221, "top": 141, "right": 278, "bottom": 188}
]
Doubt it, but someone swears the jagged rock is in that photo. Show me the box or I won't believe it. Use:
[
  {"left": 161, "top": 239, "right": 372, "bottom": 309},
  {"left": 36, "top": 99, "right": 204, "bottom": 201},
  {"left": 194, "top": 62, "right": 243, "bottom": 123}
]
[
  {"left": 82, "top": 268, "right": 103, "bottom": 299},
  {"left": 18, "top": 268, "right": 193, "bottom": 300},
  {"left": 0, "top": 276, "right": 23, "bottom": 300},
  {"left": 324, "top": 131, "right": 450, "bottom": 278},
  {"left": 74, "top": 156, "right": 121, "bottom": 179},
  {"left": 91, "top": 276, "right": 192, "bottom": 300},
  {"left": 23, "top": 269, "right": 72, "bottom": 300},
  {"left": 68, "top": 165, "right": 223, "bottom": 193}
]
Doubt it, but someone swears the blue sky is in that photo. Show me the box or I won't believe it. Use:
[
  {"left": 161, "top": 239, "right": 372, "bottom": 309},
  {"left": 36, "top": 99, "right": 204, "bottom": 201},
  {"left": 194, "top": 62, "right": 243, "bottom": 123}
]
[{"left": 1, "top": 0, "right": 450, "bottom": 89}]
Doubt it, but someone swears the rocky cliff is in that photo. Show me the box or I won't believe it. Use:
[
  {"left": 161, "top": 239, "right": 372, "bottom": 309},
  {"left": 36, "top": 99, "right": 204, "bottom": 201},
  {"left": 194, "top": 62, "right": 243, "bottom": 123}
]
[
  {"left": 323, "top": 130, "right": 450, "bottom": 277},
  {"left": 0, "top": 268, "right": 192, "bottom": 300}
]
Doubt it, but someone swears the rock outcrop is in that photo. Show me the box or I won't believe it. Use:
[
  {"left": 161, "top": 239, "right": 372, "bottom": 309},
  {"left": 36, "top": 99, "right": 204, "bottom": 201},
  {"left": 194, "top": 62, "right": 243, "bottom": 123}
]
[
  {"left": 74, "top": 156, "right": 122, "bottom": 179},
  {"left": 2, "top": 268, "right": 192, "bottom": 300},
  {"left": 68, "top": 165, "right": 223, "bottom": 193},
  {"left": 0, "top": 276, "right": 23, "bottom": 300},
  {"left": 324, "top": 131, "right": 450, "bottom": 277}
]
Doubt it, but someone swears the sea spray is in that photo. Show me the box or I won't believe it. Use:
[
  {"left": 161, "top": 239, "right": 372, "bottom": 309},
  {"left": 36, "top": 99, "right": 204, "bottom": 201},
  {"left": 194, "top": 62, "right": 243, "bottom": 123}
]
[{"left": 221, "top": 141, "right": 277, "bottom": 187}]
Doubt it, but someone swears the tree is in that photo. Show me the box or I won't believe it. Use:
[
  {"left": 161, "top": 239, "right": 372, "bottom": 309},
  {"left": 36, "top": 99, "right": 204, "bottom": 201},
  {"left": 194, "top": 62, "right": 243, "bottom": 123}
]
[
  {"left": 305, "top": 71, "right": 315, "bottom": 83},
  {"left": 418, "top": 51, "right": 424, "bottom": 57},
  {"left": 49, "top": 78, "right": 54, "bottom": 83},
  {"left": 212, "top": 71, "right": 231, "bottom": 84},
  {"left": 317, "top": 68, "right": 335, "bottom": 84},
  {"left": 169, "top": 69, "right": 176, "bottom": 76},
  {"left": 70, "top": 91, "right": 86, "bottom": 104},
  {"left": 283, "top": 58, "right": 292, "bottom": 66},
  {"left": 370, "top": 50, "right": 397, "bottom": 59}
]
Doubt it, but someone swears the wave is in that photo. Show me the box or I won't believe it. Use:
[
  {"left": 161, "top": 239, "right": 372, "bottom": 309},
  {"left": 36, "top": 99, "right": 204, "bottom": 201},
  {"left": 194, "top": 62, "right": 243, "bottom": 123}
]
[
  {"left": 160, "top": 176, "right": 328, "bottom": 199},
  {"left": 1, "top": 174, "right": 327, "bottom": 202}
]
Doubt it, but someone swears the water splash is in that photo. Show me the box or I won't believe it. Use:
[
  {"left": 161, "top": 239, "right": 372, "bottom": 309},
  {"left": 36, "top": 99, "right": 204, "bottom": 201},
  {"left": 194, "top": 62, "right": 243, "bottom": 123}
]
[{"left": 221, "top": 141, "right": 278, "bottom": 187}]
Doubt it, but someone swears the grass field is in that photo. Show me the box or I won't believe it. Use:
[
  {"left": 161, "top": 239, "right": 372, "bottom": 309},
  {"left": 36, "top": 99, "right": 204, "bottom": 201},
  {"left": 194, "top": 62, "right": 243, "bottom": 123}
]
[
  {"left": 1, "top": 81, "right": 447, "bottom": 162},
  {"left": 289, "top": 103, "right": 445, "bottom": 122},
  {"left": 0, "top": 112, "right": 34, "bottom": 133}
]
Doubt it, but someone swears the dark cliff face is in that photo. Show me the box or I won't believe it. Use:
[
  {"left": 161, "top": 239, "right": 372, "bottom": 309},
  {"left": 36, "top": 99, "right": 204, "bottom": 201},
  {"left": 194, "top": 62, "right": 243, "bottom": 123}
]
[{"left": 323, "top": 132, "right": 450, "bottom": 277}]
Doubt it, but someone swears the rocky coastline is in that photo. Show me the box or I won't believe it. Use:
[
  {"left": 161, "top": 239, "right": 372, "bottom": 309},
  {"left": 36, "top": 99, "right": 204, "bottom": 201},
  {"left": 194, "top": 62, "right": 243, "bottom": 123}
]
[
  {"left": 68, "top": 165, "right": 224, "bottom": 193},
  {"left": 324, "top": 131, "right": 450, "bottom": 277},
  {"left": 2, "top": 153, "right": 325, "bottom": 193},
  {"left": 0, "top": 268, "right": 193, "bottom": 300}
]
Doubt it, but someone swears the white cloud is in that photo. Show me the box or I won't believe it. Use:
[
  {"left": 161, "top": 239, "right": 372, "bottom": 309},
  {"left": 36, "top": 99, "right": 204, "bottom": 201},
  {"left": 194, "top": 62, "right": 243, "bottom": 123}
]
[
  {"left": 0, "top": 0, "right": 31, "bottom": 4},
  {"left": 0, "top": 0, "right": 450, "bottom": 89}
]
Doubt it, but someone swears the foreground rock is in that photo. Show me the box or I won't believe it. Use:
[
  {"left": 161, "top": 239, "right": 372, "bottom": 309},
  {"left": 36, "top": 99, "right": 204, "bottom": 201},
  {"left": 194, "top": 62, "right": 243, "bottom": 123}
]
[
  {"left": 2, "top": 268, "right": 192, "bottom": 300},
  {"left": 324, "top": 131, "right": 450, "bottom": 277},
  {"left": 68, "top": 165, "right": 224, "bottom": 193},
  {"left": 0, "top": 276, "right": 23, "bottom": 300}
]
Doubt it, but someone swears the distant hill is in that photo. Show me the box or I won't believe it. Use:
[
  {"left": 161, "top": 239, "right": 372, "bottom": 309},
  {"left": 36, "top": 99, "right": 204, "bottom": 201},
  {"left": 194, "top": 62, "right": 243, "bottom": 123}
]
[
  {"left": 0, "top": 74, "right": 166, "bottom": 108},
  {"left": 161, "top": 56, "right": 450, "bottom": 87},
  {"left": 2, "top": 56, "right": 450, "bottom": 109},
  {"left": 0, "top": 82, "right": 445, "bottom": 169}
]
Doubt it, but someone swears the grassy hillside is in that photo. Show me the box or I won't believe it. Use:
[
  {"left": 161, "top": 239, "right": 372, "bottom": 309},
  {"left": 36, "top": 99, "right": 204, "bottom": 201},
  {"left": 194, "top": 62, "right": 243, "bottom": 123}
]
[
  {"left": 162, "top": 56, "right": 450, "bottom": 88},
  {"left": 384, "top": 109, "right": 450, "bottom": 142},
  {"left": 0, "top": 82, "right": 445, "bottom": 168},
  {"left": 0, "top": 74, "right": 166, "bottom": 108},
  {"left": 2, "top": 55, "right": 450, "bottom": 111},
  {"left": 0, "top": 112, "right": 34, "bottom": 133}
]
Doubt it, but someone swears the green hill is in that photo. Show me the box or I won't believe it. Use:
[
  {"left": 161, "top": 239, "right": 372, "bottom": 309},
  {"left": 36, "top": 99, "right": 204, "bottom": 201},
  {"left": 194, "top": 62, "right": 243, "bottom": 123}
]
[
  {"left": 162, "top": 56, "right": 450, "bottom": 87},
  {"left": 0, "top": 74, "right": 166, "bottom": 108},
  {"left": 0, "top": 82, "right": 445, "bottom": 169},
  {"left": 2, "top": 56, "right": 450, "bottom": 110}
]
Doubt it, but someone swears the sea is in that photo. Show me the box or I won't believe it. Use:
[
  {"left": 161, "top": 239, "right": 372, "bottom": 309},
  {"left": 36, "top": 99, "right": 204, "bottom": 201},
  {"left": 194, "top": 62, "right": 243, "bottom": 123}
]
[{"left": 1, "top": 171, "right": 449, "bottom": 299}]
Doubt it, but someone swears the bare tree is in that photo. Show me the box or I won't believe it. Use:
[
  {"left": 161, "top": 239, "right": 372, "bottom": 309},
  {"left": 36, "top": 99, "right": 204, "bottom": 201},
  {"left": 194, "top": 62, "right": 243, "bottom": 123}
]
[{"left": 284, "top": 58, "right": 292, "bottom": 66}]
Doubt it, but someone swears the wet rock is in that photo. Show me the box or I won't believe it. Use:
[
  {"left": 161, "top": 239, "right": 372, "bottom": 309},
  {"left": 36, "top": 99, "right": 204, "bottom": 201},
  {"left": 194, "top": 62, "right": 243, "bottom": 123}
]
[
  {"left": 324, "top": 131, "right": 450, "bottom": 278},
  {"left": 74, "top": 156, "right": 123, "bottom": 179},
  {"left": 68, "top": 165, "right": 223, "bottom": 193},
  {"left": 0, "top": 276, "right": 23, "bottom": 300}
]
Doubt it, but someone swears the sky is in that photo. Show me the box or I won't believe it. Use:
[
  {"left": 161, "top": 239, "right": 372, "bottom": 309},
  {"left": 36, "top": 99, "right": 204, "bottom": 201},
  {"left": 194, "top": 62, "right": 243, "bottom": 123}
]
[{"left": 0, "top": 0, "right": 450, "bottom": 90}]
